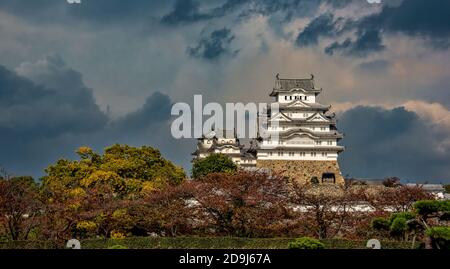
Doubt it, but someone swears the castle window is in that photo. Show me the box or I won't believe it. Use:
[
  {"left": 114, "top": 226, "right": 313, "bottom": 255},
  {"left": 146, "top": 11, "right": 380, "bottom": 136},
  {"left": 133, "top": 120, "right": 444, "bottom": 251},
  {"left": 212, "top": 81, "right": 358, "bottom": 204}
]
[
  {"left": 290, "top": 96, "right": 292, "bottom": 100},
  {"left": 284, "top": 96, "right": 287, "bottom": 100},
  {"left": 322, "top": 152, "right": 327, "bottom": 157},
  {"left": 303, "top": 113, "right": 308, "bottom": 117},
  {"left": 310, "top": 152, "right": 316, "bottom": 157},
  {"left": 316, "top": 141, "right": 322, "bottom": 145},
  {"left": 295, "top": 96, "right": 299, "bottom": 100},
  {"left": 301, "top": 152, "right": 306, "bottom": 157},
  {"left": 322, "top": 173, "right": 336, "bottom": 184},
  {"left": 269, "top": 152, "right": 273, "bottom": 156},
  {"left": 327, "top": 141, "right": 333, "bottom": 145},
  {"left": 278, "top": 151, "right": 283, "bottom": 156},
  {"left": 304, "top": 96, "right": 308, "bottom": 101}
]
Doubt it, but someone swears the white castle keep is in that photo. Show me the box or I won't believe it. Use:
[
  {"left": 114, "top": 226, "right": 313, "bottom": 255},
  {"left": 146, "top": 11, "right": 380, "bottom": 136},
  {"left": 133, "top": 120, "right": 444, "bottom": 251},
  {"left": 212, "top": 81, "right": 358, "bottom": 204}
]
[
  {"left": 192, "top": 74, "right": 345, "bottom": 184},
  {"left": 257, "top": 74, "right": 344, "bottom": 161}
]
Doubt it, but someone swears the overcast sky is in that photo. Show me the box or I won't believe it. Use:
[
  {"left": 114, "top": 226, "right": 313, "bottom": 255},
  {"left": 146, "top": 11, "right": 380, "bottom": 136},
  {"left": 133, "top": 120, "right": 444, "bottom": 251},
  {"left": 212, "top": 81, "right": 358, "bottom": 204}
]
[{"left": 0, "top": 0, "right": 450, "bottom": 183}]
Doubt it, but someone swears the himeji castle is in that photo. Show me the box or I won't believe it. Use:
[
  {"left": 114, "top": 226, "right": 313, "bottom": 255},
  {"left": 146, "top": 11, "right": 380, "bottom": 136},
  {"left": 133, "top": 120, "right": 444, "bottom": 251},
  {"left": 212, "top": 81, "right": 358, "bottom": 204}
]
[
  {"left": 192, "top": 129, "right": 258, "bottom": 168},
  {"left": 192, "top": 74, "right": 345, "bottom": 184},
  {"left": 255, "top": 74, "right": 345, "bottom": 184}
]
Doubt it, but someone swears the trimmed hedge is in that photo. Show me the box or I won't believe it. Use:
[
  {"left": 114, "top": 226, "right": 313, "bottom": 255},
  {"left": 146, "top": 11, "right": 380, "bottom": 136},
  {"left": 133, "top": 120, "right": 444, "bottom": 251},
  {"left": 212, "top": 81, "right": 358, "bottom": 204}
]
[
  {"left": 426, "top": 227, "right": 450, "bottom": 249},
  {"left": 288, "top": 237, "right": 324, "bottom": 249},
  {"left": 414, "top": 200, "right": 450, "bottom": 216},
  {"left": 80, "top": 237, "right": 410, "bottom": 249},
  {"left": 1, "top": 237, "right": 411, "bottom": 249}
]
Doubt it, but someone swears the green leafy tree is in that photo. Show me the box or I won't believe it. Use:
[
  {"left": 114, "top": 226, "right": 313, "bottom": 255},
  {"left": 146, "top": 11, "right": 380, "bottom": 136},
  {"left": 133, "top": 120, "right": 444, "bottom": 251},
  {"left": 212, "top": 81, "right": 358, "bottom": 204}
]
[
  {"left": 191, "top": 154, "right": 237, "bottom": 179},
  {"left": 288, "top": 237, "right": 325, "bottom": 249},
  {"left": 41, "top": 144, "right": 186, "bottom": 198},
  {"left": 426, "top": 227, "right": 450, "bottom": 249}
]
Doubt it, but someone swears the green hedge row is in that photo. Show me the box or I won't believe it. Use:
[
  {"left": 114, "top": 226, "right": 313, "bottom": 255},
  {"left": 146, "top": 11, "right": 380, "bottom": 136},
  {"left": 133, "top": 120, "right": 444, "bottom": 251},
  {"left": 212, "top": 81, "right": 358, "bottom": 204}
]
[
  {"left": 1, "top": 237, "right": 411, "bottom": 249},
  {"left": 81, "top": 237, "right": 410, "bottom": 249}
]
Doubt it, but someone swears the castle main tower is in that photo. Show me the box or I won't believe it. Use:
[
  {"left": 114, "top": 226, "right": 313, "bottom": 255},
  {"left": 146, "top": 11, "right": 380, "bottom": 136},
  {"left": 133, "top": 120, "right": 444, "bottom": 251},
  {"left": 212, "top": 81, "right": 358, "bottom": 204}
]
[{"left": 257, "top": 74, "right": 345, "bottom": 184}]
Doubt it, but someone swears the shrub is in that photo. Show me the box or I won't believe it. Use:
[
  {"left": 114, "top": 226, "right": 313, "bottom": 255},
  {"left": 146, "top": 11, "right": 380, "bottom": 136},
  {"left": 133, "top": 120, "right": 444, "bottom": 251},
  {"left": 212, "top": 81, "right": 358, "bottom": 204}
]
[
  {"left": 108, "top": 244, "right": 128, "bottom": 249},
  {"left": 426, "top": 227, "right": 450, "bottom": 249},
  {"left": 288, "top": 237, "right": 325, "bottom": 249},
  {"left": 389, "top": 218, "right": 407, "bottom": 238},
  {"left": 444, "top": 184, "right": 450, "bottom": 194},
  {"left": 382, "top": 177, "right": 401, "bottom": 188},
  {"left": 191, "top": 154, "right": 237, "bottom": 179},
  {"left": 110, "top": 231, "right": 126, "bottom": 239},
  {"left": 414, "top": 200, "right": 450, "bottom": 217},
  {"left": 388, "top": 212, "right": 415, "bottom": 224},
  {"left": 371, "top": 217, "right": 390, "bottom": 231}
]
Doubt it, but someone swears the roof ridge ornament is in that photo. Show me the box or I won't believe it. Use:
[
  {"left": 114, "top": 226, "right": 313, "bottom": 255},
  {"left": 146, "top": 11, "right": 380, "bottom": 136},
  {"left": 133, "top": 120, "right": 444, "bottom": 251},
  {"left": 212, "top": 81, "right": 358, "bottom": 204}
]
[{"left": 275, "top": 73, "right": 281, "bottom": 89}]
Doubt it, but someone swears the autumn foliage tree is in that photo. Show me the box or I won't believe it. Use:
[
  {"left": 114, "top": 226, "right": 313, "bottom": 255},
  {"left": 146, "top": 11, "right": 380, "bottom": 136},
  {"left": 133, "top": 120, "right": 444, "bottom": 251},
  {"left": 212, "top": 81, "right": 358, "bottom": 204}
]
[
  {"left": 189, "top": 171, "right": 290, "bottom": 237},
  {"left": 42, "top": 144, "right": 186, "bottom": 198},
  {"left": 36, "top": 144, "right": 186, "bottom": 242},
  {"left": 127, "top": 184, "right": 198, "bottom": 237},
  {"left": 366, "top": 185, "right": 433, "bottom": 212},
  {"left": 290, "top": 183, "right": 366, "bottom": 239},
  {"left": 0, "top": 176, "right": 41, "bottom": 241}
]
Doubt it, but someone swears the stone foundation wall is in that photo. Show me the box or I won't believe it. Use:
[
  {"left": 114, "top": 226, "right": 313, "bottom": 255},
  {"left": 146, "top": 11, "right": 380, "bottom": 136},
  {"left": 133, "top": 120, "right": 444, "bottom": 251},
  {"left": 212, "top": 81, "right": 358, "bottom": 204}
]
[{"left": 256, "top": 160, "right": 345, "bottom": 185}]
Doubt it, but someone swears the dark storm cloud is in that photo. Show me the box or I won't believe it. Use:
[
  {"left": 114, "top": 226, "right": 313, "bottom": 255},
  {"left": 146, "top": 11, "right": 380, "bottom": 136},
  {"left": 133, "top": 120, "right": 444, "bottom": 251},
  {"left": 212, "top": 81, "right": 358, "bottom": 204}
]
[
  {"left": 160, "top": 0, "right": 211, "bottom": 25},
  {"left": 160, "top": 0, "right": 353, "bottom": 26},
  {"left": 0, "top": 57, "right": 187, "bottom": 178},
  {"left": 65, "top": 0, "right": 169, "bottom": 23},
  {"left": 0, "top": 55, "right": 107, "bottom": 137},
  {"left": 338, "top": 106, "right": 450, "bottom": 182},
  {"left": 324, "top": 29, "right": 385, "bottom": 56},
  {"left": 310, "top": 0, "right": 450, "bottom": 56},
  {"left": 359, "top": 0, "right": 450, "bottom": 48},
  {"left": 188, "top": 28, "right": 238, "bottom": 60},
  {"left": 323, "top": 0, "right": 353, "bottom": 9},
  {"left": 296, "top": 14, "right": 337, "bottom": 47},
  {"left": 160, "top": 0, "right": 252, "bottom": 26},
  {"left": 0, "top": 56, "right": 107, "bottom": 176},
  {"left": 112, "top": 92, "right": 172, "bottom": 132},
  {"left": 0, "top": 0, "right": 170, "bottom": 24}
]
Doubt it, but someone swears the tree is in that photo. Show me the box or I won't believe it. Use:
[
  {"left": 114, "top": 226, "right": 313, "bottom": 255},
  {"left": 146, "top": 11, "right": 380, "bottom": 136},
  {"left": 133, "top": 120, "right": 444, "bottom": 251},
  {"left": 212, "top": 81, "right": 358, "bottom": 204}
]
[
  {"left": 190, "top": 171, "right": 290, "bottom": 237},
  {"left": 371, "top": 200, "right": 450, "bottom": 248},
  {"left": 41, "top": 144, "right": 186, "bottom": 198},
  {"left": 382, "top": 177, "right": 401, "bottom": 188},
  {"left": 290, "top": 183, "right": 364, "bottom": 239},
  {"left": 426, "top": 227, "right": 450, "bottom": 249},
  {"left": 367, "top": 185, "right": 433, "bottom": 212},
  {"left": 191, "top": 154, "right": 237, "bottom": 179},
  {"left": 127, "top": 184, "right": 197, "bottom": 237},
  {"left": 444, "top": 184, "right": 450, "bottom": 194},
  {"left": 0, "top": 175, "right": 42, "bottom": 241}
]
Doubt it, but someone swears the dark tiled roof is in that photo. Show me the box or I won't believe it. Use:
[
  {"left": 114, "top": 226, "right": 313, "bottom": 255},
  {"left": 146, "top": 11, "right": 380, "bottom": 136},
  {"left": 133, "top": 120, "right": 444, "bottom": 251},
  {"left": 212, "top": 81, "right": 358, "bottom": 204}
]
[
  {"left": 269, "top": 75, "right": 322, "bottom": 96},
  {"left": 278, "top": 78, "right": 315, "bottom": 91},
  {"left": 276, "top": 127, "right": 344, "bottom": 139}
]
